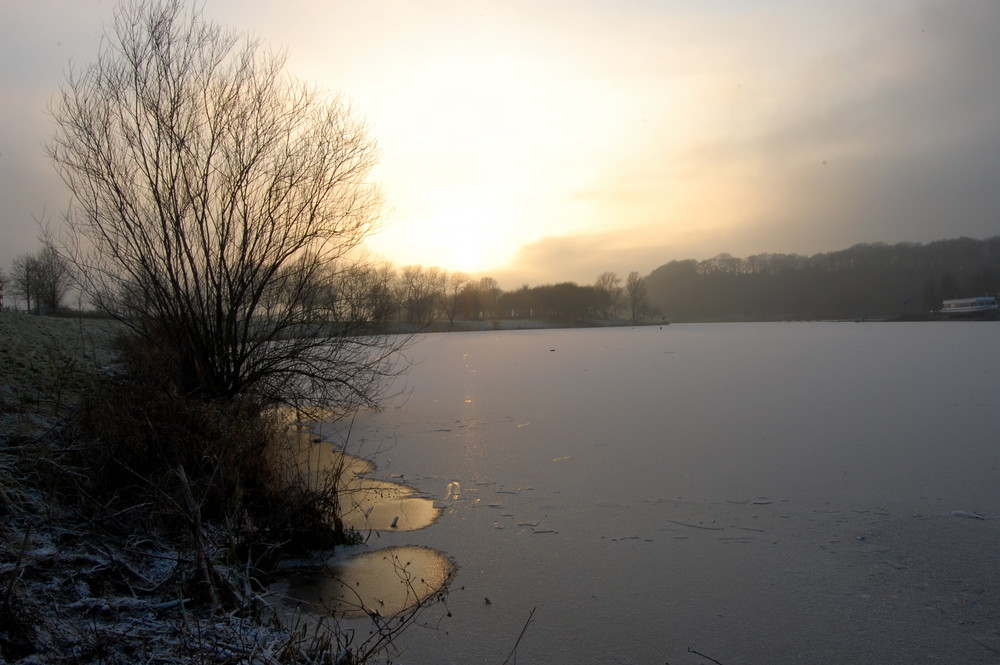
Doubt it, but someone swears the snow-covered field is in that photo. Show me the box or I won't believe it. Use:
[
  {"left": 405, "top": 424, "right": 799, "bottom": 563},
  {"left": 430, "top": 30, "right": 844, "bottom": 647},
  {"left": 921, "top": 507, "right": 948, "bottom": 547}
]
[{"left": 319, "top": 321, "right": 1000, "bottom": 664}]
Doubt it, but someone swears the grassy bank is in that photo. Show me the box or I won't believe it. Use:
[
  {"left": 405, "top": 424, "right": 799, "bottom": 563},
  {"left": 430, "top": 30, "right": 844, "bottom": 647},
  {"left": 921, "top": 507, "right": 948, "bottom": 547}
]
[
  {"left": 0, "top": 313, "right": 122, "bottom": 439},
  {"left": 0, "top": 312, "right": 353, "bottom": 664}
]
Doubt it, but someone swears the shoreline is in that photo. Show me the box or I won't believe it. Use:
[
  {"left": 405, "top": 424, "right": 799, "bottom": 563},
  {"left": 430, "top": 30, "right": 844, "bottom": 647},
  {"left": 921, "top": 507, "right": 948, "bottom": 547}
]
[
  {"left": 0, "top": 312, "right": 457, "bottom": 664},
  {"left": 0, "top": 314, "right": 356, "bottom": 663},
  {"left": 385, "top": 317, "right": 664, "bottom": 334}
]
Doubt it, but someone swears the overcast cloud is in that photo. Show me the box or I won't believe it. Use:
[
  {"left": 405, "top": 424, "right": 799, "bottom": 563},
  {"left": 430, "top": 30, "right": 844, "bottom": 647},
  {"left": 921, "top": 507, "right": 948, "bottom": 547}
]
[{"left": 2, "top": 1, "right": 999, "bottom": 287}]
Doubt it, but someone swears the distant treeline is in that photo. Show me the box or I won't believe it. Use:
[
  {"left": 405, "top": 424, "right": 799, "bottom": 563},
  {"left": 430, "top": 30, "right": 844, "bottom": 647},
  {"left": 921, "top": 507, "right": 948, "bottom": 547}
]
[
  {"left": 645, "top": 236, "right": 1000, "bottom": 322},
  {"left": 8, "top": 235, "right": 999, "bottom": 325}
]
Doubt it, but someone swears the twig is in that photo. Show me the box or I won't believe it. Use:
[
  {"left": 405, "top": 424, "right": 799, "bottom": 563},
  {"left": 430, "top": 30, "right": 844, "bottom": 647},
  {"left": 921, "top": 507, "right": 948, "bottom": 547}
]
[
  {"left": 500, "top": 606, "right": 536, "bottom": 665},
  {"left": 688, "top": 646, "right": 726, "bottom": 665},
  {"left": 177, "top": 464, "right": 220, "bottom": 609},
  {"left": 2, "top": 524, "right": 31, "bottom": 605},
  {"left": 666, "top": 519, "right": 724, "bottom": 531}
]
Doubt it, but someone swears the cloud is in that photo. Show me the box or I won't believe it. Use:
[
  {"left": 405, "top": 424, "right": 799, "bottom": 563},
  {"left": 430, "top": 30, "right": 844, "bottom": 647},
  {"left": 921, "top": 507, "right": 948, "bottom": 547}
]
[
  {"left": 717, "top": 1, "right": 1000, "bottom": 254},
  {"left": 0, "top": 2, "right": 113, "bottom": 268},
  {"left": 5, "top": 1, "right": 1000, "bottom": 286},
  {"left": 494, "top": 230, "right": 684, "bottom": 288}
]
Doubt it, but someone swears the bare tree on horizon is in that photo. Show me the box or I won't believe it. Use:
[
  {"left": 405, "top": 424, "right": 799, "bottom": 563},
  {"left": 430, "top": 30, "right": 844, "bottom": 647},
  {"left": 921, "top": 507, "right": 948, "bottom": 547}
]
[
  {"left": 9, "top": 239, "right": 73, "bottom": 314},
  {"left": 625, "top": 270, "right": 648, "bottom": 321},
  {"left": 594, "top": 271, "right": 623, "bottom": 319}
]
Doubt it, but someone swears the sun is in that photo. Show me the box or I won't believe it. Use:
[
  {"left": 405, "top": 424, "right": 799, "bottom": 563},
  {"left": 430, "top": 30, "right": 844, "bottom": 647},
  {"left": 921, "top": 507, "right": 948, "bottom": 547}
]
[
  {"left": 424, "top": 206, "right": 512, "bottom": 273},
  {"left": 369, "top": 195, "right": 523, "bottom": 275}
]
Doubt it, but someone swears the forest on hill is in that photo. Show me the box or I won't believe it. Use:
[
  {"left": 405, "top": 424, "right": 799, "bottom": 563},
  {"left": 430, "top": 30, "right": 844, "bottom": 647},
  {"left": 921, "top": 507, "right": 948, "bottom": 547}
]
[{"left": 645, "top": 236, "right": 1000, "bottom": 322}]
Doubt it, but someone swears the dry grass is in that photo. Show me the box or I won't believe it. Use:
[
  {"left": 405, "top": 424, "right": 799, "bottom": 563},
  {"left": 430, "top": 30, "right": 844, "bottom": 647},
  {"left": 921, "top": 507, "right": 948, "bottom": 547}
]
[
  {"left": 0, "top": 312, "right": 425, "bottom": 664},
  {"left": 0, "top": 312, "right": 122, "bottom": 439}
]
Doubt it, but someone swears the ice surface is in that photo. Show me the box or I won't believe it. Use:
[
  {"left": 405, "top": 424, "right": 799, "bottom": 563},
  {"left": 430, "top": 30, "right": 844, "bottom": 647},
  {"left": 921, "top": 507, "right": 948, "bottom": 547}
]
[{"left": 315, "top": 322, "right": 1000, "bottom": 664}]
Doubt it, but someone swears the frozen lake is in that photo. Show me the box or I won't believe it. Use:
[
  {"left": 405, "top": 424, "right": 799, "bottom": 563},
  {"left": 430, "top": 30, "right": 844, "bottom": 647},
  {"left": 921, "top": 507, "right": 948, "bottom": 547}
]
[{"left": 316, "top": 321, "right": 1000, "bottom": 664}]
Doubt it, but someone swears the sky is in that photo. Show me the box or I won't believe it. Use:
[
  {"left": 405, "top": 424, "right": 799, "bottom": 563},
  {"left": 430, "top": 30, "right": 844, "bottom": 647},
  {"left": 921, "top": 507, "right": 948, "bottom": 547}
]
[{"left": 3, "top": 1, "right": 1000, "bottom": 289}]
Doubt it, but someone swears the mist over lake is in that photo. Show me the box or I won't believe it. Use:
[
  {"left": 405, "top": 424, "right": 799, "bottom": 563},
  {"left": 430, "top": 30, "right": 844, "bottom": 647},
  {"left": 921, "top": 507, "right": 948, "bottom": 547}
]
[{"left": 320, "top": 322, "right": 1000, "bottom": 664}]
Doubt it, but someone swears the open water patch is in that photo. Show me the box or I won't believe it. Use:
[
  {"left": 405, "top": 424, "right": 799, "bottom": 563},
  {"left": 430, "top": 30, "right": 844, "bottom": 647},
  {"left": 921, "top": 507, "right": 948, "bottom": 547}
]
[
  {"left": 275, "top": 432, "right": 451, "bottom": 622},
  {"left": 275, "top": 546, "right": 455, "bottom": 619},
  {"left": 293, "top": 433, "right": 441, "bottom": 532}
]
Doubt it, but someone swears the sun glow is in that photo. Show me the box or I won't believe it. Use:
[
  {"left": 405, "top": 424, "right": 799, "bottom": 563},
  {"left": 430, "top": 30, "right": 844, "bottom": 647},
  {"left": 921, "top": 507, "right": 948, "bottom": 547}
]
[
  {"left": 352, "top": 44, "right": 644, "bottom": 278},
  {"left": 425, "top": 205, "right": 511, "bottom": 273},
  {"left": 370, "top": 199, "right": 518, "bottom": 275}
]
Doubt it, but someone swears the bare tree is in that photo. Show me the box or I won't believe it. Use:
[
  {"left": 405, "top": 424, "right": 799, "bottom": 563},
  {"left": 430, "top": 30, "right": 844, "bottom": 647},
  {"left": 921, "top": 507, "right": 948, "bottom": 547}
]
[
  {"left": 9, "top": 238, "right": 73, "bottom": 314},
  {"left": 48, "top": 0, "right": 401, "bottom": 412},
  {"left": 35, "top": 240, "right": 74, "bottom": 314},
  {"left": 438, "top": 271, "right": 469, "bottom": 324},
  {"left": 594, "top": 271, "right": 622, "bottom": 319},
  {"left": 478, "top": 276, "right": 502, "bottom": 319},
  {"left": 399, "top": 265, "right": 444, "bottom": 324},
  {"left": 333, "top": 259, "right": 396, "bottom": 327},
  {"left": 625, "top": 270, "right": 648, "bottom": 321},
  {"left": 9, "top": 253, "right": 40, "bottom": 313}
]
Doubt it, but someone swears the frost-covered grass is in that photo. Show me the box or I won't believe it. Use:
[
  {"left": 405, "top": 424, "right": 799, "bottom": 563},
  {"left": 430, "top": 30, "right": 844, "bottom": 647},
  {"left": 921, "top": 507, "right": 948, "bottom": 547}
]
[
  {"left": 0, "top": 312, "right": 121, "bottom": 439},
  {"left": 0, "top": 312, "right": 399, "bottom": 664}
]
